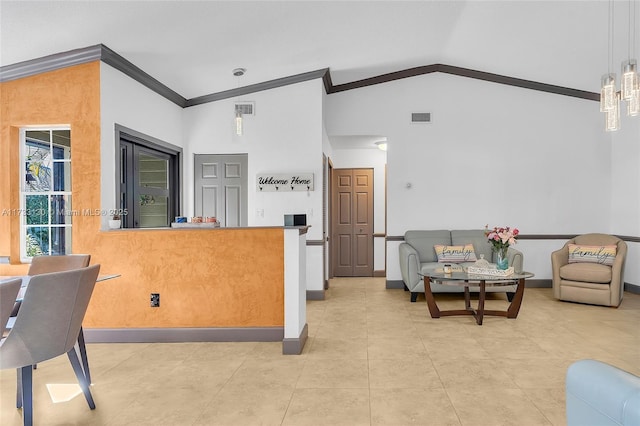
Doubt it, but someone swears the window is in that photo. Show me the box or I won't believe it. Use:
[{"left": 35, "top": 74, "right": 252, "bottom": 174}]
[
  {"left": 116, "top": 126, "right": 181, "bottom": 228},
  {"left": 20, "top": 128, "right": 72, "bottom": 259}
]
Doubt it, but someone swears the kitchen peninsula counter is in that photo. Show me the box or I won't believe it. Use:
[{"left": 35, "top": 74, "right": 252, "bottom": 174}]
[{"left": 84, "top": 225, "right": 308, "bottom": 354}]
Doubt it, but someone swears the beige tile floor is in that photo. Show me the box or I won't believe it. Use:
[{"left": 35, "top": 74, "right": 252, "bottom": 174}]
[{"left": 1, "top": 277, "right": 639, "bottom": 425}]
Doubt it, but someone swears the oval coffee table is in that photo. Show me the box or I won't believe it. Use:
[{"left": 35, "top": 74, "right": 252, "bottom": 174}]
[{"left": 421, "top": 269, "right": 535, "bottom": 325}]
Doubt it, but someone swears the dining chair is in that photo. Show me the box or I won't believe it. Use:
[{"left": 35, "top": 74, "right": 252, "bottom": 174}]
[
  {"left": 10, "top": 254, "right": 94, "bottom": 382},
  {"left": 1, "top": 278, "right": 22, "bottom": 335},
  {"left": 0, "top": 265, "right": 100, "bottom": 426}
]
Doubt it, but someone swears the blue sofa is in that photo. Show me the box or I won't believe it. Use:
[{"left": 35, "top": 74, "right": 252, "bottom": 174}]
[{"left": 566, "top": 359, "right": 640, "bottom": 426}]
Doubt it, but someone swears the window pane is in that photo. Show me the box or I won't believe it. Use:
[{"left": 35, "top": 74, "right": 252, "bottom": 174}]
[
  {"left": 139, "top": 195, "right": 168, "bottom": 228},
  {"left": 25, "top": 130, "right": 50, "bottom": 144},
  {"left": 51, "top": 195, "right": 71, "bottom": 225},
  {"left": 53, "top": 161, "right": 71, "bottom": 191},
  {"left": 25, "top": 159, "right": 52, "bottom": 192},
  {"left": 52, "top": 130, "right": 71, "bottom": 159},
  {"left": 26, "top": 227, "right": 48, "bottom": 256},
  {"left": 25, "top": 195, "right": 48, "bottom": 225},
  {"left": 139, "top": 152, "right": 168, "bottom": 189},
  {"left": 50, "top": 226, "right": 71, "bottom": 255}
]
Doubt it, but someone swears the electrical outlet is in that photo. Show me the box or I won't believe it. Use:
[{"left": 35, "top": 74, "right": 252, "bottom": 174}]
[{"left": 150, "top": 293, "right": 160, "bottom": 307}]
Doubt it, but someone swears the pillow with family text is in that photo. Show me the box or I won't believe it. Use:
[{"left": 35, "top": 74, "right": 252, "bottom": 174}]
[
  {"left": 434, "top": 244, "right": 477, "bottom": 263},
  {"left": 567, "top": 244, "right": 616, "bottom": 266}
]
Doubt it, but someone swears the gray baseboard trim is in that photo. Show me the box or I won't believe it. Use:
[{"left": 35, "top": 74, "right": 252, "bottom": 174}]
[
  {"left": 83, "top": 327, "right": 284, "bottom": 343},
  {"left": 282, "top": 323, "right": 308, "bottom": 355},
  {"left": 386, "top": 280, "right": 405, "bottom": 289},
  {"left": 307, "top": 290, "right": 325, "bottom": 300},
  {"left": 625, "top": 283, "right": 640, "bottom": 295},
  {"left": 526, "top": 279, "right": 552, "bottom": 288},
  {"left": 373, "top": 270, "right": 386, "bottom": 277}
]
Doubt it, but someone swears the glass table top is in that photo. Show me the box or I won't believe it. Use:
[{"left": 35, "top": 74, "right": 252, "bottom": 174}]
[{"left": 420, "top": 268, "right": 534, "bottom": 286}]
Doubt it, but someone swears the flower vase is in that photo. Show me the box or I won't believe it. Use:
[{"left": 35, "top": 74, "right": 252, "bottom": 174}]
[{"left": 495, "top": 248, "right": 509, "bottom": 270}]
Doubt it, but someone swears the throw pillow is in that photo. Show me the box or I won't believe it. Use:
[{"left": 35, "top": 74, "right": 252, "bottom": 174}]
[
  {"left": 434, "top": 244, "right": 478, "bottom": 263},
  {"left": 567, "top": 244, "right": 617, "bottom": 266}
]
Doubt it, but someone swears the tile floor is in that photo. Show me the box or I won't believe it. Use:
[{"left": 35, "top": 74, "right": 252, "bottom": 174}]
[{"left": 1, "top": 277, "right": 639, "bottom": 425}]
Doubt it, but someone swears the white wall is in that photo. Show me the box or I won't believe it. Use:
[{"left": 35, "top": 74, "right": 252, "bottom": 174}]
[
  {"left": 183, "top": 79, "right": 326, "bottom": 292},
  {"left": 100, "top": 62, "right": 639, "bottom": 291},
  {"left": 100, "top": 63, "right": 185, "bottom": 228},
  {"left": 325, "top": 72, "right": 626, "bottom": 284},
  {"left": 611, "top": 113, "right": 640, "bottom": 287}
]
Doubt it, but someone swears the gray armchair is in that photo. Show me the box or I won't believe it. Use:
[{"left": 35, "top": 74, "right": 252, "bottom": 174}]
[
  {"left": 0, "top": 265, "right": 100, "bottom": 426},
  {"left": 1, "top": 278, "right": 22, "bottom": 334},
  {"left": 10, "top": 254, "right": 94, "bottom": 382},
  {"left": 551, "top": 234, "right": 627, "bottom": 307}
]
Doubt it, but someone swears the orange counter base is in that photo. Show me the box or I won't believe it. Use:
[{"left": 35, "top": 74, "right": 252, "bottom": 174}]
[{"left": 82, "top": 227, "right": 285, "bottom": 329}]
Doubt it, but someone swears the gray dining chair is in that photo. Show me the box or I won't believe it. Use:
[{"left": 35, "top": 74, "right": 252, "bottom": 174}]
[
  {"left": 0, "top": 265, "right": 100, "bottom": 426},
  {"left": 1, "top": 278, "right": 22, "bottom": 335},
  {"left": 10, "top": 254, "right": 94, "bottom": 382}
]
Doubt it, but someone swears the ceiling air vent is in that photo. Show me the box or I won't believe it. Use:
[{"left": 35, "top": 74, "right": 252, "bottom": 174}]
[
  {"left": 235, "top": 102, "right": 255, "bottom": 116},
  {"left": 411, "top": 112, "right": 431, "bottom": 123}
]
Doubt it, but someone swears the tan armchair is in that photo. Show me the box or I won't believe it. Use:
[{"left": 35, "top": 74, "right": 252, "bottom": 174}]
[{"left": 551, "top": 234, "right": 627, "bottom": 307}]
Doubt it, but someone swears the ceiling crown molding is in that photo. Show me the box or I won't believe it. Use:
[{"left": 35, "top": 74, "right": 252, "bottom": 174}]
[
  {"left": 100, "top": 44, "right": 187, "bottom": 107},
  {"left": 186, "top": 68, "right": 330, "bottom": 107},
  {"left": 329, "top": 64, "right": 599, "bottom": 101},
  {"left": 0, "top": 44, "right": 188, "bottom": 107},
  {"left": 0, "top": 45, "right": 103, "bottom": 83},
  {"left": 0, "top": 44, "right": 599, "bottom": 109}
]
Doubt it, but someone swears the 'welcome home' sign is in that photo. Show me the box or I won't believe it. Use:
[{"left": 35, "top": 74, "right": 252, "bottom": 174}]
[{"left": 257, "top": 173, "right": 314, "bottom": 192}]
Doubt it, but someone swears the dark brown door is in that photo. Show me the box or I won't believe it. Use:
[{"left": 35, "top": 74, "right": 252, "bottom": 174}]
[{"left": 332, "top": 168, "right": 374, "bottom": 276}]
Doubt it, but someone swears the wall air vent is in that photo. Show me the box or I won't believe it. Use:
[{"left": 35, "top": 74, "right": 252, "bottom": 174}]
[
  {"left": 235, "top": 102, "right": 255, "bottom": 116},
  {"left": 411, "top": 112, "right": 431, "bottom": 123}
]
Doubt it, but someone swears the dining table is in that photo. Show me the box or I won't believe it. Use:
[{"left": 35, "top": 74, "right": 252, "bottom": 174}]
[{"left": 1, "top": 273, "right": 120, "bottom": 299}]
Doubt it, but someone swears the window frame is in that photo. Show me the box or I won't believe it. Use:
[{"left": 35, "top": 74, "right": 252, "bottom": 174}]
[{"left": 19, "top": 126, "right": 72, "bottom": 262}]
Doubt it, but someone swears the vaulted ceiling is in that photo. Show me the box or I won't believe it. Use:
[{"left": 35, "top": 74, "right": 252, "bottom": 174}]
[{"left": 2, "top": 1, "right": 637, "bottom": 101}]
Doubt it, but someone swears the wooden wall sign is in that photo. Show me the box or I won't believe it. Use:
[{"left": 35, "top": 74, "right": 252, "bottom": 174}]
[{"left": 257, "top": 173, "right": 314, "bottom": 192}]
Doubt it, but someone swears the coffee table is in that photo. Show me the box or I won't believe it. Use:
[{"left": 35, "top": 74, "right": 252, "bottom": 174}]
[{"left": 421, "top": 269, "right": 534, "bottom": 325}]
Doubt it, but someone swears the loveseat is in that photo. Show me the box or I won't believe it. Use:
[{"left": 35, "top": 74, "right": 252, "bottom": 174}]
[
  {"left": 398, "top": 230, "right": 524, "bottom": 302},
  {"left": 566, "top": 359, "right": 640, "bottom": 426}
]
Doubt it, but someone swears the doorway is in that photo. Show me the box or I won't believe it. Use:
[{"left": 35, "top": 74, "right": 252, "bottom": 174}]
[
  {"left": 331, "top": 168, "right": 374, "bottom": 277},
  {"left": 117, "top": 127, "right": 181, "bottom": 229},
  {"left": 194, "top": 154, "right": 248, "bottom": 227}
]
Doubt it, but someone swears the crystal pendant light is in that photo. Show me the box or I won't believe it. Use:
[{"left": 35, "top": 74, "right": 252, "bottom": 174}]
[
  {"left": 605, "top": 93, "right": 621, "bottom": 131},
  {"left": 232, "top": 68, "right": 246, "bottom": 136},
  {"left": 235, "top": 109, "right": 243, "bottom": 136},
  {"left": 621, "top": 60, "right": 638, "bottom": 100},
  {"left": 629, "top": 89, "right": 640, "bottom": 115},
  {"left": 600, "top": 73, "right": 618, "bottom": 112}
]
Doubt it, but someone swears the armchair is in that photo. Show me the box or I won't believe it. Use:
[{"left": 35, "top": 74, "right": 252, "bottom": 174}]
[
  {"left": 551, "top": 234, "right": 627, "bottom": 307},
  {"left": 1, "top": 278, "right": 22, "bottom": 334},
  {"left": 9, "top": 254, "right": 94, "bottom": 382},
  {"left": 0, "top": 265, "right": 100, "bottom": 426}
]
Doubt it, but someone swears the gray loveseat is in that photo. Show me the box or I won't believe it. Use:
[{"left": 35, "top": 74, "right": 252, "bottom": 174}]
[{"left": 399, "top": 229, "right": 524, "bottom": 302}]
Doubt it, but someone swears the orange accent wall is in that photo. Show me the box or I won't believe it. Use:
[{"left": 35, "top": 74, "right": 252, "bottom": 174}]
[{"left": 0, "top": 63, "right": 285, "bottom": 328}]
